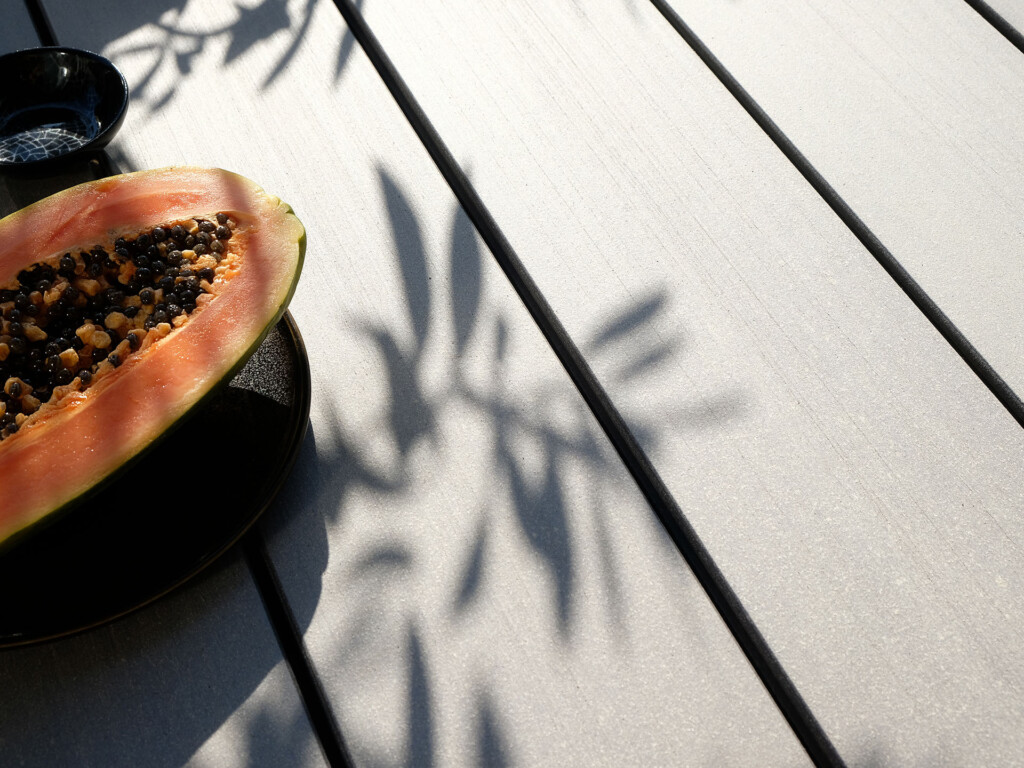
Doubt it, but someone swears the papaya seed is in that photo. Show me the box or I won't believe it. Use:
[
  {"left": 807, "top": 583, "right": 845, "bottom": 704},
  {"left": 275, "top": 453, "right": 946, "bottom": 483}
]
[{"left": 0, "top": 214, "right": 238, "bottom": 442}]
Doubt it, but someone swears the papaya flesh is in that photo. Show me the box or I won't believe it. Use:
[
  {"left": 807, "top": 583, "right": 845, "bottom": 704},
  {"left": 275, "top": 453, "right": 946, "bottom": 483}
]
[{"left": 0, "top": 167, "right": 305, "bottom": 549}]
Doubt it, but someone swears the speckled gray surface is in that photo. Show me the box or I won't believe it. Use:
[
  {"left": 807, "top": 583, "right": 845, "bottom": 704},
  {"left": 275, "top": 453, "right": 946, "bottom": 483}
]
[{"left": 358, "top": 0, "right": 1024, "bottom": 763}]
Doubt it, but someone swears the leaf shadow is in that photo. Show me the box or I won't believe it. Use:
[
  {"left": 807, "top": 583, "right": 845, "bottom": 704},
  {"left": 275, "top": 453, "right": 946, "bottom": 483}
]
[
  {"left": 241, "top": 691, "right": 322, "bottom": 767},
  {"left": 474, "top": 689, "right": 512, "bottom": 768},
  {"left": 223, "top": 0, "right": 293, "bottom": 65},
  {"left": 450, "top": 206, "right": 483, "bottom": 360},
  {"left": 359, "top": 323, "right": 436, "bottom": 458},
  {"left": 56, "top": 0, "right": 350, "bottom": 119},
  {"left": 500, "top": 430, "right": 575, "bottom": 637},
  {"left": 406, "top": 623, "right": 435, "bottom": 768},
  {"left": 585, "top": 290, "right": 669, "bottom": 352},
  {"left": 454, "top": 517, "right": 488, "bottom": 614},
  {"left": 380, "top": 167, "right": 433, "bottom": 356}
]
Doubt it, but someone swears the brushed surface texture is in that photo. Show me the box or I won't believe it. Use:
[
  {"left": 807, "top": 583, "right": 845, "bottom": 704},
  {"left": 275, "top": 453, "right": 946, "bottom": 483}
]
[
  {"left": 356, "top": 0, "right": 1024, "bottom": 764},
  {"left": 663, "top": 0, "right": 1024, "bottom": 405}
]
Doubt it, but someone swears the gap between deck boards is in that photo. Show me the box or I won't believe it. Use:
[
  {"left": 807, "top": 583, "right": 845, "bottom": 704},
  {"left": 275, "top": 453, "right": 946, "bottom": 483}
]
[{"left": 962, "top": 0, "right": 1024, "bottom": 54}]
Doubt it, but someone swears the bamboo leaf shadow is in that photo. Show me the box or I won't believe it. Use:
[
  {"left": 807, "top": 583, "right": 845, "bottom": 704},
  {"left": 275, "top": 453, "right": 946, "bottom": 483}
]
[
  {"left": 475, "top": 691, "right": 511, "bottom": 768},
  {"left": 382, "top": 169, "right": 434, "bottom": 356},
  {"left": 80, "top": 0, "right": 357, "bottom": 118},
  {"left": 353, "top": 546, "right": 413, "bottom": 575},
  {"left": 591, "top": 502, "right": 626, "bottom": 636},
  {"left": 361, "top": 326, "right": 435, "bottom": 457},
  {"left": 129, "top": 48, "right": 169, "bottom": 105},
  {"left": 585, "top": 289, "right": 668, "bottom": 352},
  {"left": 380, "top": 168, "right": 431, "bottom": 355},
  {"left": 450, "top": 206, "right": 482, "bottom": 358},
  {"left": 407, "top": 624, "right": 435, "bottom": 768},
  {"left": 224, "top": 0, "right": 292, "bottom": 64},
  {"left": 242, "top": 697, "right": 317, "bottom": 767},
  {"left": 148, "top": 88, "right": 176, "bottom": 114},
  {"left": 504, "top": 441, "right": 574, "bottom": 637},
  {"left": 495, "top": 316, "right": 509, "bottom": 362},
  {"left": 175, "top": 50, "right": 193, "bottom": 76},
  {"left": 613, "top": 339, "right": 675, "bottom": 383},
  {"left": 454, "top": 518, "right": 487, "bottom": 613}
]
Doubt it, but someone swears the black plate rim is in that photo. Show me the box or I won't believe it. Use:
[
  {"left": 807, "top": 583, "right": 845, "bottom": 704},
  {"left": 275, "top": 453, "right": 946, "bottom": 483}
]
[{"left": 0, "top": 310, "right": 312, "bottom": 649}]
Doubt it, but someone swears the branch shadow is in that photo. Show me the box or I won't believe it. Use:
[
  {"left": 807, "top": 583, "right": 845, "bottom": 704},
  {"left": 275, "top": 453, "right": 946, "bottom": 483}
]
[
  {"left": 39, "top": 0, "right": 354, "bottom": 122},
  {"left": 283, "top": 170, "right": 752, "bottom": 764}
]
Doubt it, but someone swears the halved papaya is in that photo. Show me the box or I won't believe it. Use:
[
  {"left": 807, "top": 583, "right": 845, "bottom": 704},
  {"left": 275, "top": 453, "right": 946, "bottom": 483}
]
[{"left": 0, "top": 167, "right": 305, "bottom": 549}]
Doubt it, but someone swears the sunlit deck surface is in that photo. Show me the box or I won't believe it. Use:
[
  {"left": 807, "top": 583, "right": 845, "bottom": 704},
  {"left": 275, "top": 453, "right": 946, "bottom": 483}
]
[{"left": 2, "top": 0, "right": 1024, "bottom": 765}]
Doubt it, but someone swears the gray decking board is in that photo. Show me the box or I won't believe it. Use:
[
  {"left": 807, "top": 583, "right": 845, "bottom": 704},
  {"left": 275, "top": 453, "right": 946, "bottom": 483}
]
[
  {"left": 356, "top": 0, "right": 1024, "bottom": 764},
  {"left": 37, "top": 0, "right": 810, "bottom": 765},
  {"left": 662, "top": 0, "right": 1024, "bottom": 408}
]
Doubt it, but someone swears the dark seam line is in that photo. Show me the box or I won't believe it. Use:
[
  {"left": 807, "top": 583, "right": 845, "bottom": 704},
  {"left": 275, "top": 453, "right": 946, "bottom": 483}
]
[
  {"left": 243, "top": 533, "right": 355, "bottom": 768},
  {"left": 327, "top": 1, "right": 845, "bottom": 765},
  {"left": 21, "top": 0, "right": 58, "bottom": 47},
  {"left": 962, "top": 0, "right": 1024, "bottom": 55},
  {"left": 649, "top": 0, "right": 1024, "bottom": 434}
]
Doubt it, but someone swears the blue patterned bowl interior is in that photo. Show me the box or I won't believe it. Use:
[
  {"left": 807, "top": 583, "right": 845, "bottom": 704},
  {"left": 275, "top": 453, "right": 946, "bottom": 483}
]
[{"left": 0, "top": 47, "right": 128, "bottom": 169}]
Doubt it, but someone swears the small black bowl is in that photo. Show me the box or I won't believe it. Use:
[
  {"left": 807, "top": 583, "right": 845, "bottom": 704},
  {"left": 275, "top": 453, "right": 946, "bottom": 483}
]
[{"left": 0, "top": 47, "right": 128, "bottom": 171}]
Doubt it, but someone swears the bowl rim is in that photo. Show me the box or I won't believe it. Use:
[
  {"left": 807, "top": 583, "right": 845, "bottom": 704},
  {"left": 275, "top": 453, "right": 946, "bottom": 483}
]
[{"left": 0, "top": 46, "right": 129, "bottom": 169}]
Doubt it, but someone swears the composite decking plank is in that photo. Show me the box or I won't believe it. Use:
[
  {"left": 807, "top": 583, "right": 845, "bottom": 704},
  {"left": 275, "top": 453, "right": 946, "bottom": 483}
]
[
  {"left": 36, "top": 0, "right": 810, "bottom": 765},
  {"left": 352, "top": 0, "right": 1024, "bottom": 763},
  {"left": 661, "top": 0, "right": 1024, "bottom": 409}
]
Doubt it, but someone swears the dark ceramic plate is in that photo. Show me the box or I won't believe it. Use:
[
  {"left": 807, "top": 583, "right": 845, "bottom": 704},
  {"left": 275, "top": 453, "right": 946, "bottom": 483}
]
[
  {"left": 0, "top": 312, "right": 311, "bottom": 648},
  {"left": 0, "top": 47, "right": 129, "bottom": 169}
]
